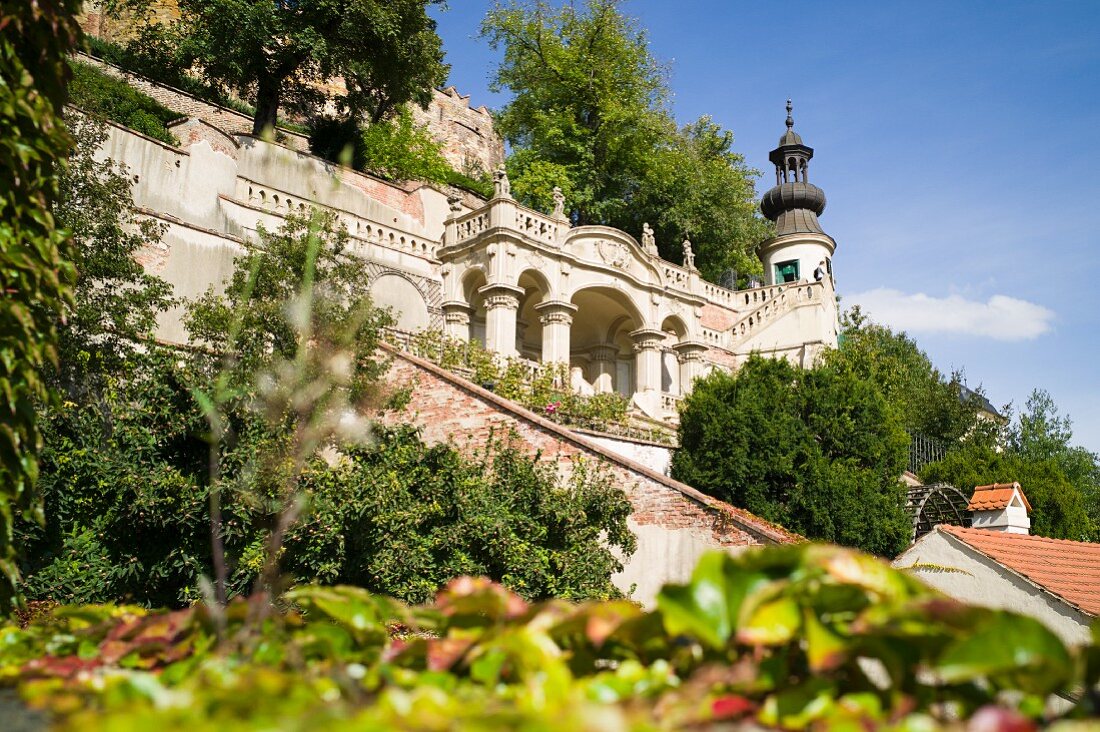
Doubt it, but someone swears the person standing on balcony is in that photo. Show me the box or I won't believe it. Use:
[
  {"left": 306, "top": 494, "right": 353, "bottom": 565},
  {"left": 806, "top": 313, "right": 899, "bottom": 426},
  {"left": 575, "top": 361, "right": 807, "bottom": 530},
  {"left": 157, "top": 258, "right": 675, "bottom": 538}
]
[{"left": 813, "top": 260, "right": 826, "bottom": 282}]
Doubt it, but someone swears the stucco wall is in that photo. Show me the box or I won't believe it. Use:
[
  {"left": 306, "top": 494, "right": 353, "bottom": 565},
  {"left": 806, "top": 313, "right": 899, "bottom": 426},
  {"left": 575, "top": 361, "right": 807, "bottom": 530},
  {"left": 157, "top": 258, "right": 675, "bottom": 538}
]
[
  {"left": 894, "top": 531, "right": 1092, "bottom": 646},
  {"left": 576, "top": 432, "right": 674, "bottom": 476}
]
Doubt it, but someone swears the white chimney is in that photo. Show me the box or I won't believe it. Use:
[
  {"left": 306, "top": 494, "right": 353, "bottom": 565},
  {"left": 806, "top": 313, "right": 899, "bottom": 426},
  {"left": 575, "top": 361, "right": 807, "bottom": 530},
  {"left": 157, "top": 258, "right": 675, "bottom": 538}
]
[{"left": 968, "top": 482, "right": 1031, "bottom": 534}]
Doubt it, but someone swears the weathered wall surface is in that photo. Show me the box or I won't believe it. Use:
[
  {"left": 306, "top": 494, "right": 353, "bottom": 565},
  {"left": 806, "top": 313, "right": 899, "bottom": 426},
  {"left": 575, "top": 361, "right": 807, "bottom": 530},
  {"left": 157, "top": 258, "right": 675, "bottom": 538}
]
[
  {"left": 379, "top": 345, "right": 799, "bottom": 606},
  {"left": 894, "top": 531, "right": 1091, "bottom": 646},
  {"left": 410, "top": 86, "right": 505, "bottom": 174},
  {"left": 93, "top": 116, "right": 450, "bottom": 337},
  {"left": 576, "top": 431, "right": 674, "bottom": 476}
]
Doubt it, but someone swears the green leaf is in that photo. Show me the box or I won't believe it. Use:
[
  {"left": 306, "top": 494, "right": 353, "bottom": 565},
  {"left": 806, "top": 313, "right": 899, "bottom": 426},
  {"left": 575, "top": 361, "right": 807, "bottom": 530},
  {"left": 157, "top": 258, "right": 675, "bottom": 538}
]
[{"left": 935, "top": 611, "right": 1072, "bottom": 694}]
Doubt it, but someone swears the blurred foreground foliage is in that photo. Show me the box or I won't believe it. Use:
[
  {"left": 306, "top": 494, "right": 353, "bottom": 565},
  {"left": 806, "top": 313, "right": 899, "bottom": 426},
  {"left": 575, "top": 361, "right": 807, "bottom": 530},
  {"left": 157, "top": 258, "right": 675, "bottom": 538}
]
[{"left": 3, "top": 544, "right": 1099, "bottom": 730}]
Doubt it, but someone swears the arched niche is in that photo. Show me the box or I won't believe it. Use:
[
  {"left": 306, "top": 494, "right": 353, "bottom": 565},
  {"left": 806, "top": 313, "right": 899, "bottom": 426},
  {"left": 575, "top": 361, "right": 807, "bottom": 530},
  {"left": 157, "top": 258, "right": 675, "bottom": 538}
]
[
  {"left": 569, "top": 286, "right": 645, "bottom": 397},
  {"left": 369, "top": 274, "right": 429, "bottom": 333},
  {"left": 516, "top": 269, "right": 552, "bottom": 360},
  {"left": 660, "top": 315, "right": 689, "bottom": 394},
  {"left": 460, "top": 268, "right": 488, "bottom": 346}
]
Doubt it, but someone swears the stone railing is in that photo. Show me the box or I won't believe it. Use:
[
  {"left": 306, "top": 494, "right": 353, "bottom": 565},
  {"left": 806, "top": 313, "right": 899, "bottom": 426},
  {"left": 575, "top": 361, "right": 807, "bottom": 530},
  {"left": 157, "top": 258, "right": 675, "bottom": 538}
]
[
  {"left": 453, "top": 208, "right": 490, "bottom": 245},
  {"left": 700, "top": 280, "right": 740, "bottom": 309},
  {"left": 738, "top": 283, "right": 790, "bottom": 309},
  {"left": 513, "top": 205, "right": 561, "bottom": 246},
  {"left": 450, "top": 199, "right": 563, "bottom": 249},
  {"left": 660, "top": 392, "right": 683, "bottom": 416},
  {"left": 661, "top": 263, "right": 692, "bottom": 291},
  {"left": 700, "top": 327, "right": 725, "bottom": 348},
  {"left": 726, "top": 281, "right": 821, "bottom": 349},
  {"left": 236, "top": 178, "right": 438, "bottom": 260}
]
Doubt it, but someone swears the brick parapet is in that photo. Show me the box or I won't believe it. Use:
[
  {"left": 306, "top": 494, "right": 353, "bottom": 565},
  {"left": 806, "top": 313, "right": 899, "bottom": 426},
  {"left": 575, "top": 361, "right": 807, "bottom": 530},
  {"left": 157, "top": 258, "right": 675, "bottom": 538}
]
[{"left": 378, "top": 343, "right": 801, "bottom": 547}]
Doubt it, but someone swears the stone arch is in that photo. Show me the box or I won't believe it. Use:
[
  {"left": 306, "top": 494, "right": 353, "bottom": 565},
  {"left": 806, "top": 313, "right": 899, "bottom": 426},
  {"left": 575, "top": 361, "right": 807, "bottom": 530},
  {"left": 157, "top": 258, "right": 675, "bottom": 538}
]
[
  {"left": 660, "top": 315, "right": 689, "bottom": 394},
  {"left": 460, "top": 267, "right": 489, "bottom": 346},
  {"left": 516, "top": 269, "right": 552, "bottom": 360},
  {"left": 568, "top": 285, "right": 646, "bottom": 396}
]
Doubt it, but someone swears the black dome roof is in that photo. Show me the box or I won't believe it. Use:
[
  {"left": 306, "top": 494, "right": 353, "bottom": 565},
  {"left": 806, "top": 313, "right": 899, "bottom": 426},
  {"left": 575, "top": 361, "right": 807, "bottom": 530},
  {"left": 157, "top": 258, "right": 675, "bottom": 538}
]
[{"left": 761, "top": 182, "right": 826, "bottom": 220}]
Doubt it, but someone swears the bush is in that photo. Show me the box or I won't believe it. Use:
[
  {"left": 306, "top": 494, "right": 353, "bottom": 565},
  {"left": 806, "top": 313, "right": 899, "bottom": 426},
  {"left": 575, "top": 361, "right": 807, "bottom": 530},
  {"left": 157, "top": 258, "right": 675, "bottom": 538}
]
[
  {"left": 3, "top": 544, "right": 1096, "bottom": 729},
  {"left": 20, "top": 358, "right": 634, "bottom": 606},
  {"left": 288, "top": 425, "right": 636, "bottom": 603},
  {"left": 68, "top": 61, "right": 179, "bottom": 145},
  {"left": 673, "top": 354, "right": 912, "bottom": 555}
]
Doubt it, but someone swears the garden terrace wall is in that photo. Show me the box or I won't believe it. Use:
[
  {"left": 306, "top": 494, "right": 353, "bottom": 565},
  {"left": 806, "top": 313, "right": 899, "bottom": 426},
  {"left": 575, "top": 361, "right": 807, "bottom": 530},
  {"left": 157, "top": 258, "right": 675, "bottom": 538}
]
[{"left": 379, "top": 344, "right": 801, "bottom": 606}]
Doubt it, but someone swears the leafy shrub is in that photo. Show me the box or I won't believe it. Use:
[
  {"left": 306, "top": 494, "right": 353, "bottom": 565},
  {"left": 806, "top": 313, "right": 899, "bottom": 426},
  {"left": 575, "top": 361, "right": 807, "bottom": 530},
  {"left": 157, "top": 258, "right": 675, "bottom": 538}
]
[
  {"left": 0, "top": 0, "right": 81, "bottom": 613},
  {"left": 20, "top": 361, "right": 634, "bottom": 606},
  {"left": 68, "top": 61, "right": 179, "bottom": 145},
  {"left": 673, "top": 354, "right": 912, "bottom": 555},
  {"left": 287, "top": 425, "right": 636, "bottom": 603},
  {"left": 407, "top": 330, "right": 652, "bottom": 440},
  {"left": 3, "top": 544, "right": 1097, "bottom": 729},
  {"left": 309, "top": 112, "right": 493, "bottom": 197},
  {"left": 311, "top": 110, "right": 448, "bottom": 182}
]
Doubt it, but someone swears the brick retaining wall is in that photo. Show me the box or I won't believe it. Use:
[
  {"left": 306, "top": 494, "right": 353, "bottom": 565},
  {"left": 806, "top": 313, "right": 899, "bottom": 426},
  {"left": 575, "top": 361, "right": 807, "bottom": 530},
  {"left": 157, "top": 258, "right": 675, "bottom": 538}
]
[{"left": 379, "top": 344, "right": 799, "bottom": 548}]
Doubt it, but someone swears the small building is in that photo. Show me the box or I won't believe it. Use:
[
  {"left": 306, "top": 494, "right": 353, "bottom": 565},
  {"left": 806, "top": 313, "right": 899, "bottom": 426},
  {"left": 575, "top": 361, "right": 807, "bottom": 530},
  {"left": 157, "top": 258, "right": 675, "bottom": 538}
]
[{"left": 895, "top": 483, "right": 1099, "bottom": 646}]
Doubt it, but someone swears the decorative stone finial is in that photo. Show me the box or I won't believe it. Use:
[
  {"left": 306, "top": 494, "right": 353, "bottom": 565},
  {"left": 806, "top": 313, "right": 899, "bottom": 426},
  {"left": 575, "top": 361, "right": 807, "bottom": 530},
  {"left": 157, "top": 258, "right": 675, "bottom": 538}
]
[
  {"left": 493, "top": 165, "right": 511, "bottom": 199},
  {"left": 641, "top": 222, "right": 656, "bottom": 255},
  {"left": 447, "top": 192, "right": 463, "bottom": 215},
  {"left": 786, "top": 98, "right": 794, "bottom": 131},
  {"left": 682, "top": 237, "right": 696, "bottom": 271},
  {"left": 551, "top": 186, "right": 565, "bottom": 218}
]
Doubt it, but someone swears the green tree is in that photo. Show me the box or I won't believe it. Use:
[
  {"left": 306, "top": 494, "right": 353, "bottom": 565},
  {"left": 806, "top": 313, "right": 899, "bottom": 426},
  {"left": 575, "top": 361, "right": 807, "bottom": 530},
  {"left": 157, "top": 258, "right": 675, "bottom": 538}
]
[
  {"left": 920, "top": 390, "right": 1098, "bottom": 540},
  {"left": 53, "top": 117, "right": 176, "bottom": 396},
  {"left": 629, "top": 117, "right": 772, "bottom": 282},
  {"left": 186, "top": 211, "right": 391, "bottom": 400},
  {"left": 0, "top": 0, "right": 81, "bottom": 612},
  {"left": 831, "top": 306, "right": 981, "bottom": 444},
  {"left": 672, "top": 355, "right": 911, "bottom": 556},
  {"left": 286, "top": 426, "right": 636, "bottom": 603},
  {"left": 123, "top": 0, "right": 448, "bottom": 135},
  {"left": 482, "top": 0, "right": 769, "bottom": 282}
]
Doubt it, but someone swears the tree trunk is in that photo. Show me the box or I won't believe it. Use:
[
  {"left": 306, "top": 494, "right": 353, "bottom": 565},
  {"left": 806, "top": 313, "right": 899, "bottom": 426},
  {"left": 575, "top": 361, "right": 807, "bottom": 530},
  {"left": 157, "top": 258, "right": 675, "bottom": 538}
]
[{"left": 252, "top": 75, "right": 281, "bottom": 138}]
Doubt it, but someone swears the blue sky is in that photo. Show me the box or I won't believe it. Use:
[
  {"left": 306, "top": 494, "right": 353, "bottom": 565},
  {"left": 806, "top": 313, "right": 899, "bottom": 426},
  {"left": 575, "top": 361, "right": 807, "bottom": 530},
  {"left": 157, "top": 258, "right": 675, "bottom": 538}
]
[{"left": 430, "top": 1, "right": 1100, "bottom": 453}]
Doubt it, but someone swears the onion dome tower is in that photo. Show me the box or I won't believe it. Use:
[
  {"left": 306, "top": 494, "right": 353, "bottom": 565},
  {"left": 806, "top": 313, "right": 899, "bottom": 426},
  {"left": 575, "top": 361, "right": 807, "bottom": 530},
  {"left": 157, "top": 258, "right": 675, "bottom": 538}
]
[{"left": 757, "top": 100, "right": 836, "bottom": 286}]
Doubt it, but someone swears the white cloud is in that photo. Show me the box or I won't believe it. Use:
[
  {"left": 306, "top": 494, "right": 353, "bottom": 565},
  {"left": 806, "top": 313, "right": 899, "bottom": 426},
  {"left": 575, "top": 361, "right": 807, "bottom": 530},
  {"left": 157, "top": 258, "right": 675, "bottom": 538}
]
[{"left": 846, "top": 288, "right": 1055, "bottom": 342}]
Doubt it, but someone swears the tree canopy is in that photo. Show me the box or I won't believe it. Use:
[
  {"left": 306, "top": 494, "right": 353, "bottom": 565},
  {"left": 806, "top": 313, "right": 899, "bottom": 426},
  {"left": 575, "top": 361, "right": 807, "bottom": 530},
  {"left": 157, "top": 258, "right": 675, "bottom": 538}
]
[
  {"left": 122, "top": 0, "right": 449, "bottom": 135},
  {"left": 482, "top": 0, "right": 770, "bottom": 283},
  {"left": 829, "top": 307, "right": 982, "bottom": 446},
  {"left": 0, "top": 0, "right": 81, "bottom": 612},
  {"left": 920, "top": 390, "right": 1099, "bottom": 541},
  {"left": 671, "top": 355, "right": 911, "bottom": 556}
]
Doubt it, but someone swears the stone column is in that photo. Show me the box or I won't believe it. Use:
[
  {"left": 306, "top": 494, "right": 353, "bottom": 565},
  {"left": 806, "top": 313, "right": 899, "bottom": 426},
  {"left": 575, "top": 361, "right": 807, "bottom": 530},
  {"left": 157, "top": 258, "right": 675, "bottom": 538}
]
[
  {"left": 478, "top": 283, "right": 523, "bottom": 357},
  {"left": 441, "top": 300, "right": 473, "bottom": 342},
  {"left": 630, "top": 328, "right": 666, "bottom": 395},
  {"left": 534, "top": 300, "right": 577, "bottom": 365},
  {"left": 672, "top": 340, "right": 710, "bottom": 395},
  {"left": 587, "top": 344, "right": 619, "bottom": 393}
]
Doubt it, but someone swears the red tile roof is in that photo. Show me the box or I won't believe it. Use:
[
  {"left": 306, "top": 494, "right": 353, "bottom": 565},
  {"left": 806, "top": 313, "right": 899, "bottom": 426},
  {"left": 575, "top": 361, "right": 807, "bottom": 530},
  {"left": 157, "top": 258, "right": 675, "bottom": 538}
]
[
  {"left": 940, "top": 525, "right": 1100, "bottom": 615},
  {"left": 967, "top": 482, "right": 1032, "bottom": 512}
]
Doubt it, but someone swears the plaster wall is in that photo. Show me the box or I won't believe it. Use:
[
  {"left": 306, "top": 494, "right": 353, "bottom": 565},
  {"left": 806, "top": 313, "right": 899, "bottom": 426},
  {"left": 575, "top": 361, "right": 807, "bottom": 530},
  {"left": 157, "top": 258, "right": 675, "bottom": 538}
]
[
  {"left": 893, "top": 531, "right": 1092, "bottom": 646},
  {"left": 577, "top": 432, "right": 674, "bottom": 476},
  {"left": 136, "top": 217, "right": 244, "bottom": 344},
  {"left": 760, "top": 240, "right": 834, "bottom": 287}
]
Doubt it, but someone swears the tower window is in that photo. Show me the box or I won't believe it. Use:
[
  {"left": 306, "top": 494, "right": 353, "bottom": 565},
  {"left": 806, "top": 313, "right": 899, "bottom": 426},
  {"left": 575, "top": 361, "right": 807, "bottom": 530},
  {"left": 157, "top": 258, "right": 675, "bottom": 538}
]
[{"left": 775, "top": 260, "right": 800, "bottom": 283}]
